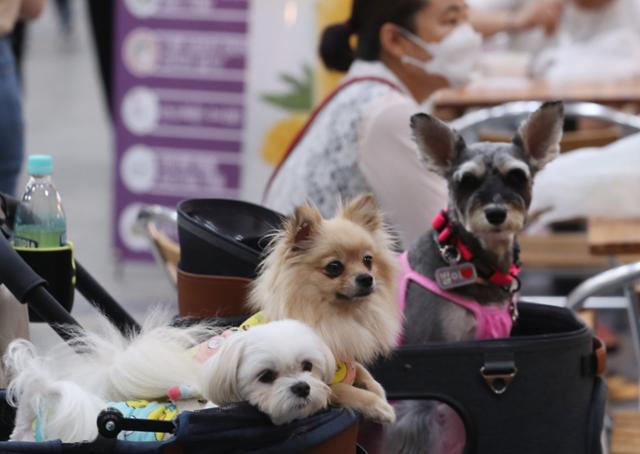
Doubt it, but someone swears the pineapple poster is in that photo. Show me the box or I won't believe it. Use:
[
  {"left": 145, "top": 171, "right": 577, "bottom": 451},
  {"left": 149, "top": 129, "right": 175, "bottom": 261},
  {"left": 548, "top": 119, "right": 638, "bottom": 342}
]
[{"left": 241, "top": 0, "right": 351, "bottom": 203}]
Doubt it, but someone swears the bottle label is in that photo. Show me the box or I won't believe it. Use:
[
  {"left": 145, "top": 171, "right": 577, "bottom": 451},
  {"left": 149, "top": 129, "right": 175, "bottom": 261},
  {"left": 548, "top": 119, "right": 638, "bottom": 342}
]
[
  {"left": 12, "top": 236, "right": 39, "bottom": 248},
  {"left": 12, "top": 226, "right": 66, "bottom": 249}
]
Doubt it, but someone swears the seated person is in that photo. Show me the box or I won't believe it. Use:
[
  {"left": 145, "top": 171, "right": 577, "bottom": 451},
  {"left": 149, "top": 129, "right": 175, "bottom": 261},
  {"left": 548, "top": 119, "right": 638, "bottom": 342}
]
[{"left": 469, "top": 0, "right": 640, "bottom": 82}]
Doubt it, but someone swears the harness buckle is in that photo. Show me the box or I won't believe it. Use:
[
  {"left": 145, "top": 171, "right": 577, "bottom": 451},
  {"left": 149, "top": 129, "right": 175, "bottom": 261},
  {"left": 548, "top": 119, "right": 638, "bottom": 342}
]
[{"left": 439, "top": 244, "right": 461, "bottom": 265}]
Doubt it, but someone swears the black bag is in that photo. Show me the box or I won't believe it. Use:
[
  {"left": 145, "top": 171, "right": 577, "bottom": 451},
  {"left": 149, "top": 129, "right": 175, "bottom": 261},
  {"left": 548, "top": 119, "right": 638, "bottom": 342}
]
[
  {"left": 369, "top": 302, "right": 606, "bottom": 454},
  {"left": 177, "top": 199, "right": 284, "bottom": 278},
  {"left": 176, "top": 199, "right": 607, "bottom": 453}
]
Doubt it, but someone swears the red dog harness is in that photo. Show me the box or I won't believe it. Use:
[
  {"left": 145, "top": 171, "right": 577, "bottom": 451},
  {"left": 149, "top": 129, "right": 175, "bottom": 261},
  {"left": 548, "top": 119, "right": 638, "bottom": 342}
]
[
  {"left": 397, "top": 210, "right": 520, "bottom": 341},
  {"left": 432, "top": 210, "right": 521, "bottom": 288}
]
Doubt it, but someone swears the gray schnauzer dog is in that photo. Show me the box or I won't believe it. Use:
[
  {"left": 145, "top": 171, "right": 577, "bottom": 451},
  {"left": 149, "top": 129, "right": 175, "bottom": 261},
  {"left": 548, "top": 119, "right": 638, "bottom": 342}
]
[{"left": 385, "top": 101, "right": 564, "bottom": 454}]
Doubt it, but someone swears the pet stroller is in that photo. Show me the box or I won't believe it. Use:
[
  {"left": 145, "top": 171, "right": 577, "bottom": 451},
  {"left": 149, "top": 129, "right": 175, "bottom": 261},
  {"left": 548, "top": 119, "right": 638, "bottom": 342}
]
[
  {"left": 0, "top": 192, "right": 361, "bottom": 454},
  {"left": 173, "top": 198, "right": 608, "bottom": 454}
]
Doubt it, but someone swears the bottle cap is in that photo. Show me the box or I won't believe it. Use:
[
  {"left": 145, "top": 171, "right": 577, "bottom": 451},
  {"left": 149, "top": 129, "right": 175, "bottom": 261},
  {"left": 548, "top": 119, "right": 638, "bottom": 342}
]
[{"left": 27, "top": 155, "right": 53, "bottom": 176}]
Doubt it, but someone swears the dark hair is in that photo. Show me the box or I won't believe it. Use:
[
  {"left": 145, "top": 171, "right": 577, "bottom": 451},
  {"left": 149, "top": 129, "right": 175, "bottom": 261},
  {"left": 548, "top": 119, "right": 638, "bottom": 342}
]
[{"left": 319, "top": 0, "right": 429, "bottom": 72}]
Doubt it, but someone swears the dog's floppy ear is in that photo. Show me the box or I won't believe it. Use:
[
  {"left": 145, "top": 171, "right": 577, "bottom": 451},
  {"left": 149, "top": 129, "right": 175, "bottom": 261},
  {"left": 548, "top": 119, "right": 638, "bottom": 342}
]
[
  {"left": 514, "top": 101, "right": 564, "bottom": 172},
  {"left": 199, "top": 333, "right": 246, "bottom": 404},
  {"left": 314, "top": 336, "right": 337, "bottom": 385},
  {"left": 340, "top": 193, "right": 382, "bottom": 233},
  {"left": 286, "top": 202, "right": 322, "bottom": 251},
  {"left": 411, "top": 113, "right": 464, "bottom": 177}
]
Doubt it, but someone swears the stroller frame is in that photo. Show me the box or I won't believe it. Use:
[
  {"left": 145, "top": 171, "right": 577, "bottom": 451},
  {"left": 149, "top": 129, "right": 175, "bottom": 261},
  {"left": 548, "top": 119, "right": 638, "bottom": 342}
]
[{"left": 0, "top": 193, "right": 361, "bottom": 454}]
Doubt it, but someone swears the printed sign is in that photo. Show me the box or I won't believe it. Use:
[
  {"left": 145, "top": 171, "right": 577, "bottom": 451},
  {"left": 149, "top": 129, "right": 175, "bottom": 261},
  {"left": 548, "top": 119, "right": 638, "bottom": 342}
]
[{"left": 114, "top": 0, "right": 249, "bottom": 259}]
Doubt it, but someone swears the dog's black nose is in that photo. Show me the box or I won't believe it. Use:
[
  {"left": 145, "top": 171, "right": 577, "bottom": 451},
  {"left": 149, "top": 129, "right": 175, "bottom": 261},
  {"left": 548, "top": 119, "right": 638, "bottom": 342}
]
[
  {"left": 485, "top": 207, "right": 507, "bottom": 226},
  {"left": 356, "top": 274, "right": 373, "bottom": 289},
  {"left": 291, "top": 381, "right": 310, "bottom": 398}
]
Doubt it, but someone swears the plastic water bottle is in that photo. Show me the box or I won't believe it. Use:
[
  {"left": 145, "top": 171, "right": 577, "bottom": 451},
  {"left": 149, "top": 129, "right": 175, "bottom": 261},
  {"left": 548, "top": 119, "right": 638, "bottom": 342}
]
[{"left": 12, "top": 155, "right": 67, "bottom": 248}]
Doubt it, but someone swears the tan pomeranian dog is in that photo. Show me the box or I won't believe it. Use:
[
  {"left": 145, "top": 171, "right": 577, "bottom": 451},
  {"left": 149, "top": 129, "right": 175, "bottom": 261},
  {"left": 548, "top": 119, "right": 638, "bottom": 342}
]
[{"left": 249, "top": 194, "right": 401, "bottom": 423}]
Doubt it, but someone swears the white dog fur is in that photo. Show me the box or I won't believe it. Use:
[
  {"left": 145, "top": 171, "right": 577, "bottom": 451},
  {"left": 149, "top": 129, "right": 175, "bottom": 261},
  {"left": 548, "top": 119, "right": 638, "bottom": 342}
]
[
  {"left": 5, "top": 319, "right": 335, "bottom": 442},
  {"left": 49, "top": 309, "right": 218, "bottom": 401}
]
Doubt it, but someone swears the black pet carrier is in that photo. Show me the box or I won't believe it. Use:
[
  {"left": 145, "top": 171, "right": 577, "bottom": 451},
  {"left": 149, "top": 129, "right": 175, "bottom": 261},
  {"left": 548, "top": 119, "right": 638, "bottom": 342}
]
[
  {"left": 172, "top": 198, "right": 608, "bottom": 454},
  {"left": 367, "top": 302, "right": 606, "bottom": 454}
]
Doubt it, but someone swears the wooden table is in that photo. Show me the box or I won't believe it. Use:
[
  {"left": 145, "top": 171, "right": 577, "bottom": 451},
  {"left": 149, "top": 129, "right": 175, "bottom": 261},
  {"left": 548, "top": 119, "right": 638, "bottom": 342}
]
[
  {"left": 588, "top": 218, "right": 640, "bottom": 257},
  {"left": 611, "top": 411, "right": 640, "bottom": 454},
  {"left": 434, "top": 78, "right": 640, "bottom": 113}
]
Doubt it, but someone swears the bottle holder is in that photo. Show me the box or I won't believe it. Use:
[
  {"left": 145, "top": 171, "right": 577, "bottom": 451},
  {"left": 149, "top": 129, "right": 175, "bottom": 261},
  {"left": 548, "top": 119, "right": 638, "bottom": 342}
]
[{"left": 13, "top": 243, "right": 75, "bottom": 322}]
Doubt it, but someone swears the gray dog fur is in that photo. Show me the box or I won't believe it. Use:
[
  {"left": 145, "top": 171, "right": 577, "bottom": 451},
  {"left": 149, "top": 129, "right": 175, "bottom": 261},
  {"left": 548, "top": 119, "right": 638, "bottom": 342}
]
[{"left": 385, "top": 101, "right": 564, "bottom": 454}]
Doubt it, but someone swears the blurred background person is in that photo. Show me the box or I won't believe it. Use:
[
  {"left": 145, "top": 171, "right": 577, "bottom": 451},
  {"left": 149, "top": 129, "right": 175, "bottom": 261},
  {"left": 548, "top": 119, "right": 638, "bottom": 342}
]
[
  {"left": 560, "top": 0, "right": 640, "bottom": 41},
  {"left": 53, "top": 0, "right": 71, "bottom": 36},
  {"left": 264, "top": 0, "right": 563, "bottom": 247},
  {"left": 468, "top": 0, "right": 564, "bottom": 53},
  {"left": 469, "top": 0, "right": 640, "bottom": 53},
  {"left": 87, "top": 0, "right": 114, "bottom": 118},
  {"left": 0, "top": 0, "right": 46, "bottom": 388},
  {"left": 0, "top": 0, "right": 46, "bottom": 196},
  {"left": 264, "top": 0, "right": 476, "bottom": 247},
  {"left": 469, "top": 0, "right": 564, "bottom": 40}
]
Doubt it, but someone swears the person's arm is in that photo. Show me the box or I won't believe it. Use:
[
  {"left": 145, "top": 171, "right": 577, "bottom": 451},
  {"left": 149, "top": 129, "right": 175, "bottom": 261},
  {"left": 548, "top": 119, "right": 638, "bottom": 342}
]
[
  {"left": 0, "top": 0, "right": 21, "bottom": 35},
  {"left": 19, "top": 0, "right": 46, "bottom": 20},
  {"left": 357, "top": 98, "right": 448, "bottom": 249},
  {"left": 469, "top": 0, "right": 564, "bottom": 37}
]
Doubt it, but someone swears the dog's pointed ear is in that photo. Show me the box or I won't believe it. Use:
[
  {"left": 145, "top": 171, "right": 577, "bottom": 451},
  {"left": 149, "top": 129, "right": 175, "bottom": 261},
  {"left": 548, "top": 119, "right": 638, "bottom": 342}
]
[
  {"left": 411, "top": 113, "right": 464, "bottom": 177},
  {"left": 340, "top": 193, "right": 382, "bottom": 233},
  {"left": 200, "top": 333, "right": 246, "bottom": 404},
  {"left": 514, "top": 101, "right": 564, "bottom": 172},
  {"left": 286, "top": 202, "right": 322, "bottom": 250}
]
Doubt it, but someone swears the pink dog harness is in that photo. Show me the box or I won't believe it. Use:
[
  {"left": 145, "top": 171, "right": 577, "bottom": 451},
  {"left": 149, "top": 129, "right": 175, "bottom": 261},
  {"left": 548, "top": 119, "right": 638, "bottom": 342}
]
[{"left": 398, "top": 252, "right": 514, "bottom": 340}]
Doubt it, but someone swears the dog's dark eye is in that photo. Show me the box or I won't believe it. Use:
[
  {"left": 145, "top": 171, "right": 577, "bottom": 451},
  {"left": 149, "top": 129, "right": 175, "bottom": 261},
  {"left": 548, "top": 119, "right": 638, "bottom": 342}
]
[
  {"left": 505, "top": 169, "right": 528, "bottom": 188},
  {"left": 258, "top": 369, "right": 278, "bottom": 384},
  {"left": 459, "top": 174, "right": 481, "bottom": 191},
  {"left": 302, "top": 360, "right": 313, "bottom": 372},
  {"left": 363, "top": 255, "right": 373, "bottom": 269},
  {"left": 324, "top": 261, "right": 344, "bottom": 278}
]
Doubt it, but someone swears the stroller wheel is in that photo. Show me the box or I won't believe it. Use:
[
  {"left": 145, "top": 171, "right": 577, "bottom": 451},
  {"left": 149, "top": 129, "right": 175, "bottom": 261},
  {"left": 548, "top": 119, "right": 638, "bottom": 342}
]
[{"left": 97, "top": 408, "right": 124, "bottom": 439}]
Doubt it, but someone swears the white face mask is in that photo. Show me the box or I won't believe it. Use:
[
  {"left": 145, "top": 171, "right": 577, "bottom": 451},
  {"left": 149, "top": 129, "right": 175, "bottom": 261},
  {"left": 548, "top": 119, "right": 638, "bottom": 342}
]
[{"left": 400, "top": 24, "right": 483, "bottom": 87}]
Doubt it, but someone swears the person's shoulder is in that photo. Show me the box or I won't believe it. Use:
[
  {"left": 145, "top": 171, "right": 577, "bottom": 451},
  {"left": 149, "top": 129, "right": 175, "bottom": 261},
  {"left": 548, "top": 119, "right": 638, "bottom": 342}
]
[
  {"left": 364, "top": 93, "right": 423, "bottom": 132},
  {"left": 336, "top": 76, "right": 406, "bottom": 100}
]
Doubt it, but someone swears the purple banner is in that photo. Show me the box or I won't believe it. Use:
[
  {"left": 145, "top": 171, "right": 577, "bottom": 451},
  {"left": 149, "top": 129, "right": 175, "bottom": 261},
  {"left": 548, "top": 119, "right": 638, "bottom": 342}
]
[{"left": 114, "top": 0, "right": 249, "bottom": 260}]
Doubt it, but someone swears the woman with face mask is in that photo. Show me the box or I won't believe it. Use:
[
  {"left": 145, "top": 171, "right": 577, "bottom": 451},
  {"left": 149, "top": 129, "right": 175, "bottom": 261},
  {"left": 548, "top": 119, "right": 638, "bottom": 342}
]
[{"left": 263, "top": 0, "right": 481, "bottom": 247}]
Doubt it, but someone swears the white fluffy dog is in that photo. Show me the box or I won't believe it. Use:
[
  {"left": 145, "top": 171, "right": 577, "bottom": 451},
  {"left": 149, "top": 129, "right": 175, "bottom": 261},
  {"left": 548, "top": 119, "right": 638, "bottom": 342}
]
[{"left": 5, "top": 320, "right": 335, "bottom": 442}]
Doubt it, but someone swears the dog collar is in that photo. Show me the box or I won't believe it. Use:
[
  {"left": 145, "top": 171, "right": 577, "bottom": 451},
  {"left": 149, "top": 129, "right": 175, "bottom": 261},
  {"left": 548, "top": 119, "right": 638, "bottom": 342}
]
[{"left": 432, "top": 209, "right": 521, "bottom": 290}]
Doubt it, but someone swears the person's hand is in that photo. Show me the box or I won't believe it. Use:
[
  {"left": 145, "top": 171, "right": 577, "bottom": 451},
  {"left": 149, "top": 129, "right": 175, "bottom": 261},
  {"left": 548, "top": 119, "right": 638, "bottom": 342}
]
[
  {"left": 20, "top": 0, "right": 47, "bottom": 21},
  {"left": 512, "top": 0, "right": 565, "bottom": 35}
]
